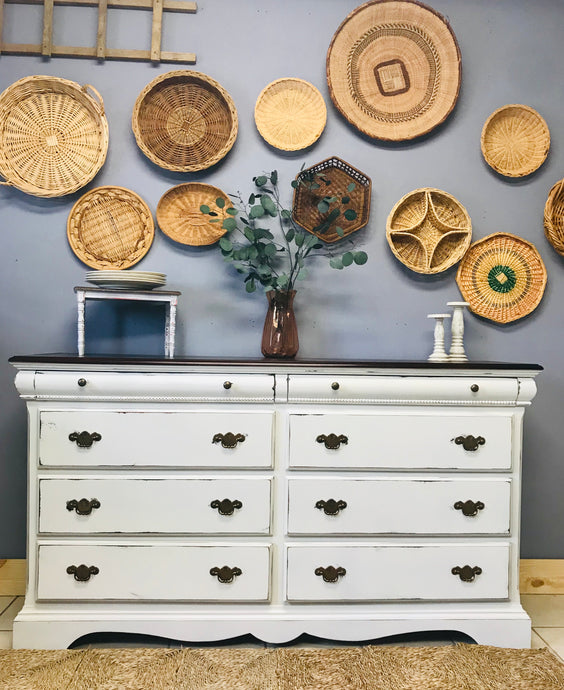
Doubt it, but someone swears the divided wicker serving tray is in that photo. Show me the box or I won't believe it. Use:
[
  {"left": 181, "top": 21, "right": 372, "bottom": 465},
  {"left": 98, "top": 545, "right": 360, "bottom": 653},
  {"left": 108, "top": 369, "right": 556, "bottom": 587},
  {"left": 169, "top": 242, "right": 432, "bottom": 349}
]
[
  {"left": 326, "top": 0, "right": 462, "bottom": 141},
  {"left": 254, "top": 78, "right": 327, "bottom": 151},
  {"left": 132, "top": 70, "right": 238, "bottom": 172},
  {"left": 544, "top": 178, "right": 564, "bottom": 256},
  {"left": 67, "top": 186, "right": 154, "bottom": 269},
  {"left": 157, "top": 183, "right": 232, "bottom": 246},
  {"left": 456, "top": 232, "right": 547, "bottom": 323},
  {"left": 481, "top": 104, "right": 550, "bottom": 177},
  {"left": 292, "top": 157, "right": 371, "bottom": 243},
  {"left": 386, "top": 188, "right": 471, "bottom": 274},
  {"left": 0, "top": 75, "right": 108, "bottom": 197}
]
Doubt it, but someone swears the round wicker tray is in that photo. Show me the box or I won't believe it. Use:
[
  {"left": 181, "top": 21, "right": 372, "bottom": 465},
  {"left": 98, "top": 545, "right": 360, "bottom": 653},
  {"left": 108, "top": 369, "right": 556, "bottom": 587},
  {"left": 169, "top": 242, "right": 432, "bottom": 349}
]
[
  {"left": 326, "top": 0, "right": 461, "bottom": 141},
  {"left": 292, "top": 157, "right": 371, "bottom": 243},
  {"left": 132, "top": 70, "right": 238, "bottom": 172},
  {"left": 157, "top": 183, "right": 232, "bottom": 246},
  {"left": 67, "top": 186, "right": 154, "bottom": 269},
  {"left": 544, "top": 178, "right": 564, "bottom": 256},
  {"left": 0, "top": 75, "right": 108, "bottom": 197},
  {"left": 481, "top": 104, "right": 550, "bottom": 177},
  {"left": 254, "top": 78, "right": 327, "bottom": 151},
  {"left": 386, "top": 188, "right": 471, "bottom": 273},
  {"left": 456, "top": 232, "right": 547, "bottom": 323}
]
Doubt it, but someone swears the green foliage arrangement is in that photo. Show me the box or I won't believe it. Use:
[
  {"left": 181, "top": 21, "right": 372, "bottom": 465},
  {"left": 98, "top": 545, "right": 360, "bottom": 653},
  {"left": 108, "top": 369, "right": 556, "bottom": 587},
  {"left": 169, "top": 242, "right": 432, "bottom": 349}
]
[{"left": 200, "top": 169, "right": 368, "bottom": 294}]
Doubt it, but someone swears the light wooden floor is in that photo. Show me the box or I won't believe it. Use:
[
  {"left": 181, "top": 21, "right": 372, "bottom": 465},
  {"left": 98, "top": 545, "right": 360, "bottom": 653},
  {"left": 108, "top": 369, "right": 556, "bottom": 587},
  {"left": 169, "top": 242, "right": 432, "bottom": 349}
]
[{"left": 1, "top": 595, "right": 563, "bottom": 655}]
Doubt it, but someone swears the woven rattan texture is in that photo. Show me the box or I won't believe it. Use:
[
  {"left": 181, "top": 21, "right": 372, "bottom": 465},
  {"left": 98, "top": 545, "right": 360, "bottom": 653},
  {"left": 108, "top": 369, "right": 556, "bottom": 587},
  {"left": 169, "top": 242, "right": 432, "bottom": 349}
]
[
  {"left": 0, "top": 75, "right": 108, "bottom": 197},
  {"left": 254, "top": 78, "right": 327, "bottom": 151},
  {"left": 157, "top": 183, "right": 232, "bottom": 246},
  {"left": 544, "top": 178, "right": 564, "bottom": 256},
  {"left": 292, "top": 157, "right": 371, "bottom": 243},
  {"left": 67, "top": 186, "right": 154, "bottom": 269},
  {"left": 326, "top": 0, "right": 461, "bottom": 141},
  {"left": 456, "top": 232, "right": 547, "bottom": 323},
  {"left": 132, "top": 70, "right": 238, "bottom": 172},
  {"left": 481, "top": 104, "right": 550, "bottom": 177},
  {"left": 386, "top": 188, "right": 471, "bottom": 274}
]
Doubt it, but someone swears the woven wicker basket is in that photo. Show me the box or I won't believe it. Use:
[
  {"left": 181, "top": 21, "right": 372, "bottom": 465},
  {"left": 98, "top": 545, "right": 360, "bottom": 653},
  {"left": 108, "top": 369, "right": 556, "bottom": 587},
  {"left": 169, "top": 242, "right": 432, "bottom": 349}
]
[
  {"left": 157, "top": 183, "right": 232, "bottom": 246},
  {"left": 132, "top": 70, "right": 238, "bottom": 172},
  {"left": 67, "top": 186, "right": 154, "bottom": 269},
  {"left": 326, "top": 0, "right": 461, "bottom": 141},
  {"left": 254, "top": 78, "right": 327, "bottom": 151},
  {"left": 481, "top": 104, "right": 550, "bottom": 177},
  {"left": 544, "top": 178, "right": 564, "bottom": 256},
  {"left": 292, "top": 157, "right": 371, "bottom": 243},
  {"left": 0, "top": 75, "right": 108, "bottom": 197},
  {"left": 386, "top": 188, "right": 471, "bottom": 274},
  {"left": 456, "top": 232, "right": 547, "bottom": 323}
]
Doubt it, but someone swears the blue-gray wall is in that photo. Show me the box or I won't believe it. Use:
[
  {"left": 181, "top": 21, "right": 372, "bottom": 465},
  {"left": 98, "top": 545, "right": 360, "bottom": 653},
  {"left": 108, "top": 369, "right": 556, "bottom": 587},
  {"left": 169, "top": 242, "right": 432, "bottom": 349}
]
[{"left": 1, "top": 0, "right": 562, "bottom": 558}]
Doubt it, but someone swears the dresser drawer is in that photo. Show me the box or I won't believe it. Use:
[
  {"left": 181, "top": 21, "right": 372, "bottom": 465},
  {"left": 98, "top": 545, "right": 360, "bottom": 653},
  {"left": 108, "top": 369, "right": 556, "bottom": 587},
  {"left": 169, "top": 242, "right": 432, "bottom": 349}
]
[
  {"left": 286, "top": 544, "right": 509, "bottom": 601},
  {"left": 39, "top": 410, "right": 274, "bottom": 468},
  {"left": 288, "top": 413, "right": 512, "bottom": 470},
  {"left": 32, "top": 372, "right": 275, "bottom": 402},
  {"left": 39, "top": 478, "right": 272, "bottom": 535},
  {"left": 37, "top": 544, "right": 271, "bottom": 601},
  {"left": 288, "top": 478, "right": 510, "bottom": 535}
]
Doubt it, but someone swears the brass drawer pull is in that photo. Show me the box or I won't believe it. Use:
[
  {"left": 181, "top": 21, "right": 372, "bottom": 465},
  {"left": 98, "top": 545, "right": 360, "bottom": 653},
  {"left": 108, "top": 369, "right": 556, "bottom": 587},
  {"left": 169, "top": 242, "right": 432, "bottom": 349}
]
[
  {"left": 210, "top": 565, "right": 242, "bottom": 583},
  {"left": 454, "top": 499, "right": 485, "bottom": 517},
  {"left": 66, "top": 498, "right": 101, "bottom": 515},
  {"left": 454, "top": 435, "right": 485, "bottom": 452},
  {"left": 77, "top": 378, "right": 87, "bottom": 387},
  {"left": 452, "top": 565, "right": 482, "bottom": 582},
  {"left": 331, "top": 382, "right": 340, "bottom": 390},
  {"left": 212, "top": 432, "right": 246, "bottom": 449},
  {"left": 470, "top": 384, "right": 480, "bottom": 393},
  {"left": 315, "top": 499, "right": 347, "bottom": 515},
  {"left": 68, "top": 431, "right": 101, "bottom": 448},
  {"left": 316, "top": 433, "right": 348, "bottom": 450},
  {"left": 66, "top": 564, "right": 99, "bottom": 582},
  {"left": 223, "top": 381, "right": 232, "bottom": 389},
  {"left": 211, "top": 498, "right": 243, "bottom": 516},
  {"left": 315, "top": 565, "right": 346, "bottom": 583}
]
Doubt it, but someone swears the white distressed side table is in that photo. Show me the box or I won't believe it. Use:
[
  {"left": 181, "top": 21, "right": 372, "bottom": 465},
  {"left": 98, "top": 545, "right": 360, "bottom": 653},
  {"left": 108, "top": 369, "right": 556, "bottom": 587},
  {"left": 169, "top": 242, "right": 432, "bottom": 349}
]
[{"left": 74, "top": 287, "right": 180, "bottom": 358}]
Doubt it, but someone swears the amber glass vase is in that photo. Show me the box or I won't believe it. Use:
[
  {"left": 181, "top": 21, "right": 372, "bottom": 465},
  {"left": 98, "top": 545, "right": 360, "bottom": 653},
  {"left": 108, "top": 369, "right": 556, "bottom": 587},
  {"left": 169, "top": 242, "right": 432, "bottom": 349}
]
[{"left": 261, "top": 289, "right": 298, "bottom": 359}]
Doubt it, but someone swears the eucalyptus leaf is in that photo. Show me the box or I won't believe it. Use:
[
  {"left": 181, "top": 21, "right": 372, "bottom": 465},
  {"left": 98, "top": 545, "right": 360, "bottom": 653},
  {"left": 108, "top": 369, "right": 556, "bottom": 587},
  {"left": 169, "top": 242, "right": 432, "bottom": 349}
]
[
  {"left": 255, "top": 175, "right": 268, "bottom": 187},
  {"left": 344, "top": 209, "right": 357, "bottom": 221},
  {"left": 336, "top": 227, "right": 345, "bottom": 237},
  {"left": 246, "top": 279, "right": 256, "bottom": 293},
  {"left": 341, "top": 195, "right": 350, "bottom": 205},
  {"left": 250, "top": 204, "right": 265, "bottom": 218},
  {"left": 264, "top": 243, "right": 277, "bottom": 257},
  {"left": 222, "top": 217, "right": 237, "bottom": 232},
  {"left": 342, "top": 252, "right": 354, "bottom": 267},
  {"left": 215, "top": 197, "right": 225, "bottom": 209},
  {"left": 219, "top": 237, "right": 232, "bottom": 251},
  {"left": 347, "top": 182, "right": 356, "bottom": 192},
  {"left": 317, "top": 200, "right": 330, "bottom": 213},
  {"left": 226, "top": 207, "right": 238, "bottom": 216},
  {"left": 244, "top": 227, "right": 256, "bottom": 242},
  {"left": 200, "top": 204, "right": 210, "bottom": 214},
  {"left": 329, "top": 257, "right": 344, "bottom": 270},
  {"left": 285, "top": 228, "right": 295, "bottom": 242},
  {"left": 270, "top": 170, "right": 278, "bottom": 185},
  {"left": 281, "top": 209, "right": 292, "bottom": 219},
  {"left": 295, "top": 232, "right": 304, "bottom": 247},
  {"left": 353, "top": 251, "right": 368, "bottom": 265}
]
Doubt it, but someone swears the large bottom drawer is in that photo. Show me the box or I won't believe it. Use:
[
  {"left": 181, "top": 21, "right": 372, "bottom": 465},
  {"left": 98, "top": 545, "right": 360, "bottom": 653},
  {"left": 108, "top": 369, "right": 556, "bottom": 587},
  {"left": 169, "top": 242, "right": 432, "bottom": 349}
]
[
  {"left": 37, "top": 544, "right": 271, "bottom": 602},
  {"left": 286, "top": 544, "right": 509, "bottom": 602}
]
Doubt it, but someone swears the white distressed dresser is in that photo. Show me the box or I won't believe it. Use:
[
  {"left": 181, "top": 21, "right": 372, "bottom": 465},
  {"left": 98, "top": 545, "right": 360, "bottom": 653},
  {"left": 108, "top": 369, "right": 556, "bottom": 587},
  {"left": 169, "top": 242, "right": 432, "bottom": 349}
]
[{"left": 9, "top": 355, "right": 541, "bottom": 649}]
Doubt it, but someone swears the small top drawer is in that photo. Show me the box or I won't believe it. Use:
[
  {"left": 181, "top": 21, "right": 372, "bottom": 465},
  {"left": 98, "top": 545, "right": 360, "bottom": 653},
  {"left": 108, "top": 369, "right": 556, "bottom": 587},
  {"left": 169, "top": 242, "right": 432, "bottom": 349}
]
[
  {"left": 39, "top": 410, "right": 274, "bottom": 468},
  {"left": 287, "top": 375, "right": 519, "bottom": 404},
  {"left": 288, "top": 413, "right": 513, "bottom": 470},
  {"left": 30, "top": 372, "right": 276, "bottom": 402}
]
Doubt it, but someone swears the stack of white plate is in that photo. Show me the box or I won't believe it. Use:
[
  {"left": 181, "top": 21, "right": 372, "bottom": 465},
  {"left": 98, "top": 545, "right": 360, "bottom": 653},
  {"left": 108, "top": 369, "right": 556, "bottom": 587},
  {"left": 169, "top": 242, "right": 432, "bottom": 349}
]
[{"left": 86, "top": 270, "right": 167, "bottom": 290}]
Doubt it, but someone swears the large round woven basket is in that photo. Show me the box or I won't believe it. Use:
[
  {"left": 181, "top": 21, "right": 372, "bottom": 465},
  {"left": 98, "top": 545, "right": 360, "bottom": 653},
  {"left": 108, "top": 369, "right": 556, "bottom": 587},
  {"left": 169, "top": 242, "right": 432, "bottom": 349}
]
[
  {"left": 326, "top": 0, "right": 461, "bottom": 141},
  {"left": 132, "top": 70, "right": 238, "bottom": 172},
  {"left": 386, "top": 188, "right": 471, "bottom": 274},
  {"left": 157, "top": 183, "right": 232, "bottom": 246},
  {"left": 481, "top": 104, "right": 550, "bottom": 177},
  {"left": 0, "top": 75, "right": 108, "bottom": 197},
  {"left": 456, "top": 232, "right": 547, "bottom": 323},
  {"left": 254, "top": 78, "right": 327, "bottom": 151},
  {"left": 67, "top": 186, "right": 154, "bottom": 269},
  {"left": 544, "top": 178, "right": 564, "bottom": 256}
]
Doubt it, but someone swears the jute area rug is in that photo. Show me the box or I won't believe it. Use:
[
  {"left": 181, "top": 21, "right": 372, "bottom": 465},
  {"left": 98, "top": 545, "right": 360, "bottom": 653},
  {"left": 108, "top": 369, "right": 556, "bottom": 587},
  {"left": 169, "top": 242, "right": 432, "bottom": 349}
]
[{"left": 1, "top": 644, "right": 563, "bottom": 690}]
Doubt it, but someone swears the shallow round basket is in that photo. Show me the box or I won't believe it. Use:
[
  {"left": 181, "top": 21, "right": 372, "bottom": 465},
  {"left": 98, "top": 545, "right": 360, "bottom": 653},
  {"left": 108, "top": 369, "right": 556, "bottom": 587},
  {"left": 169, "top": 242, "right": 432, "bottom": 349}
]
[
  {"left": 254, "top": 78, "right": 327, "bottom": 151},
  {"left": 544, "top": 178, "right": 564, "bottom": 256},
  {"left": 67, "top": 186, "right": 154, "bottom": 269},
  {"left": 481, "top": 104, "right": 550, "bottom": 177},
  {"left": 157, "top": 183, "right": 232, "bottom": 246},
  {"left": 456, "top": 232, "right": 547, "bottom": 323},
  {"left": 0, "top": 75, "right": 108, "bottom": 197},
  {"left": 132, "top": 70, "right": 238, "bottom": 172},
  {"left": 326, "top": 0, "right": 461, "bottom": 141},
  {"left": 386, "top": 188, "right": 471, "bottom": 273}
]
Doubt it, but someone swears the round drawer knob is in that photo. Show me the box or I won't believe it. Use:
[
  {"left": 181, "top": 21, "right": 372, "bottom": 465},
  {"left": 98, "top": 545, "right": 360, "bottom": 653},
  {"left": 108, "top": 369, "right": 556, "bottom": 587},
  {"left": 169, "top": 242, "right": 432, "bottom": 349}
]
[
  {"left": 77, "top": 378, "right": 87, "bottom": 387},
  {"left": 470, "top": 384, "right": 479, "bottom": 393},
  {"left": 223, "top": 381, "right": 232, "bottom": 389},
  {"left": 331, "top": 382, "right": 340, "bottom": 390}
]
